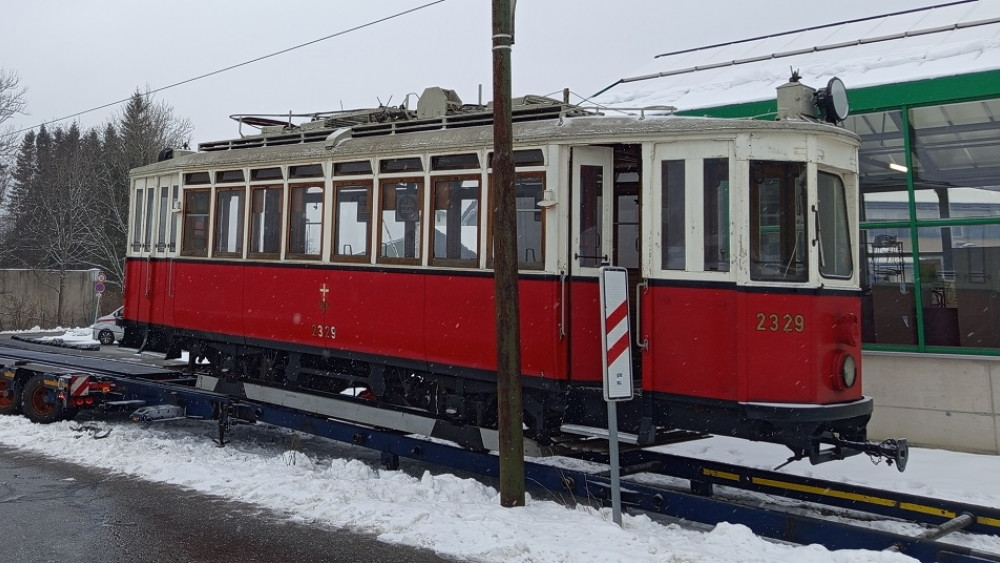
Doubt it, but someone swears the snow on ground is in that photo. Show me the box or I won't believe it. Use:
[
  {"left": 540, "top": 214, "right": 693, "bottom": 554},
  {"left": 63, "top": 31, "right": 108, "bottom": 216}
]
[
  {"left": 1, "top": 329, "right": 997, "bottom": 561},
  {"left": 0, "top": 416, "right": 918, "bottom": 563}
]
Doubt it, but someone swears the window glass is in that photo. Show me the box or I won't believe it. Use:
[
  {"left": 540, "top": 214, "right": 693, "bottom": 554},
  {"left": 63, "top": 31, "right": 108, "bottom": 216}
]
[
  {"left": 578, "top": 164, "right": 603, "bottom": 267},
  {"left": 214, "top": 188, "right": 245, "bottom": 256},
  {"left": 661, "top": 160, "right": 685, "bottom": 270},
  {"left": 288, "top": 185, "right": 324, "bottom": 258},
  {"left": 817, "top": 172, "right": 853, "bottom": 279},
  {"left": 181, "top": 189, "right": 210, "bottom": 256},
  {"left": 169, "top": 185, "right": 178, "bottom": 251},
  {"left": 861, "top": 229, "right": 918, "bottom": 345},
  {"left": 216, "top": 170, "right": 245, "bottom": 183},
  {"left": 514, "top": 174, "right": 544, "bottom": 269},
  {"left": 289, "top": 164, "right": 323, "bottom": 179},
  {"left": 431, "top": 177, "right": 480, "bottom": 266},
  {"left": 844, "top": 110, "right": 907, "bottom": 222},
  {"left": 131, "top": 185, "right": 143, "bottom": 250},
  {"left": 184, "top": 172, "right": 210, "bottom": 185},
  {"left": 143, "top": 188, "right": 155, "bottom": 250},
  {"left": 249, "top": 186, "right": 282, "bottom": 256},
  {"left": 431, "top": 153, "right": 480, "bottom": 171},
  {"left": 703, "top": 158, "right": 729, "bottom": 272},
  {"left": 333, "top": 160, "right": 373, "bottom": 176},
  {"left": 380, "top": 157, "right": 423, "bottom": 174},
  {"left": 333, "top": 182, "right": 372, "bottom": 261},
  {"left": 750, "top": 161, "right": 807, "bottom": 281},
  {"left": 251, "top": 167, "right": 283, "bottom": 181},
  {"left": 157, "top": 185, "right": 169, "bottom": 250},
  {"left": 379, "top": 180, "right": 423, "bottom": 261}
]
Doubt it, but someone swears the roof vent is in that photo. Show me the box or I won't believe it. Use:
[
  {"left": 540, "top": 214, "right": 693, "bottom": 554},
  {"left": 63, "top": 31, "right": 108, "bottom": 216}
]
[
  {"left": 417, "top": 87, "right": 462, "bottom": 119},
  {"left": 776, "top": 74, "right": 817, "bottom": 121}
]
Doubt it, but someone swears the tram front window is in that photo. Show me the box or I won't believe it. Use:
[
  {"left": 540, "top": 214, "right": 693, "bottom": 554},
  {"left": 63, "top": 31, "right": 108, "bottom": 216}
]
[
  {"left": 817, "top": 171, "right": 853, "bottom": 279},
  {"left": 750, "top": 161, "right": 808, "bottom": 282}
]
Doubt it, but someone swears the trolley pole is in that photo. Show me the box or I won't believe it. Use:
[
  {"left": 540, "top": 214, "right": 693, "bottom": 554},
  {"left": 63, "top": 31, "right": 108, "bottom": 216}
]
[{"left": 492, "top": 0, "right": 525, "bottom": 508}]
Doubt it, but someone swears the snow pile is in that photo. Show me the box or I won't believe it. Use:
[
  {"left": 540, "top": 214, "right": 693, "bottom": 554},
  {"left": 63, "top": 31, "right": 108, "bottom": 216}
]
[{"left": 0, "top": 416, "right": 923, "bottom": 563}]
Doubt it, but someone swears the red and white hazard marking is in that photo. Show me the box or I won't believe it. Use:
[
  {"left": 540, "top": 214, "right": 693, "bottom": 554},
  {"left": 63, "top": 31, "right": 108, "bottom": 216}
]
[
  {"left": 599, "top": 267, "right": 634, "bottom": 401},
  {"left": 70, "top": 375, "right": 91, "bottom": 397}
]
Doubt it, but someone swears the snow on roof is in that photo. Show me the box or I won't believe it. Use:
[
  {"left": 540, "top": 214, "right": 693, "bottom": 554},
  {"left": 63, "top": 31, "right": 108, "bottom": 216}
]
[{"left": 595, "top": 1, "right": 1000, "bottom": 113}]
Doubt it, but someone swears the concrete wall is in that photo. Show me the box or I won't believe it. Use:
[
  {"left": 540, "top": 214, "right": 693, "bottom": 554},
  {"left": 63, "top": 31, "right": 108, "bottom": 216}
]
[
  {"left": 0, "top": 269, "right": 105, "bottom": 331},
  {"left": 863, "top": 351, "right": 1000, "bottom": 455}
]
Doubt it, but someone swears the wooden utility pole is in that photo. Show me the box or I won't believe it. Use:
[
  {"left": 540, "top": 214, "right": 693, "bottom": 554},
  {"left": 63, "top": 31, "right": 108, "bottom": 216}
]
[{"left": 491, "top": 0, "right": 525, "bottom": 507}]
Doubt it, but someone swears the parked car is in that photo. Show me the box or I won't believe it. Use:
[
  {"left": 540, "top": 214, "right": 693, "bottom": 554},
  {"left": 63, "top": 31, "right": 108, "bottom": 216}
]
[{"left": 93, "top": 307, "right": 124, "bottom": 345}]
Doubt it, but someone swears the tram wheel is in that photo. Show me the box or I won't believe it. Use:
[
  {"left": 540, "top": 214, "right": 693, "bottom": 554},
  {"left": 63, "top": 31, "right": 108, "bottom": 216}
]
[
  {"left": 0, "top": 378, "right": 23, "bottom": 415},
  {"left": 22, "top": 375, "right": 66, "bottom": 424}
]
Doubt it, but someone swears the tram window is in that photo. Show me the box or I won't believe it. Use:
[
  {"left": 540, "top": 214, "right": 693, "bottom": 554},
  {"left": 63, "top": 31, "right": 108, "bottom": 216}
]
[
  {"left": 703, "top": 158, "right": 730, "bottom": 272},
  {"left": 214, "top": 188, "right": 245, "bottom": 257},
  {"left": 817, "top": 171, "right": 853, "bottom": 279},
  {"left": 486, "top": 173, "right": 545, "bottom": 270},
  {"left": 380, "top": 157, "right": 423, "bottom": 174},
  {"left": 578, "top": 165, "right": 604, "bottom": 268},
  {"left": 488, "top": 149, "right": 545, "bottom": 168},
  {"left": 661, "top": 160, "right": 686, "bottom": 270},
  {"left": 249, "top": 186, "right": 282, "bottom": 257},
  {"left": 216, "top": 169, "right": 245, "bottom": 183},
  {"left": 131, "top": 185, "right": 143, "bottom": 251},
  {"left": 431, "top": 177, "right": 480, "bottom": 266},
  {"left": 169, "top": 185, "right": 178, "bottom": 251},
  {"left": 251, "top": 167, "right": 283, "bottom": 181},
  {"left": 288, "top": 184, "right": 324, "bottom": 258},
  {"left": 289, "top": 164, "right": 324, "bottom": 179},
  {"left": 157, "top": 185, "right": 169, "bottom": 250},
  {"left": 181, "top": 189, "right": 210, "bottom": 256},
  {"left": 333, "top": 160, "right": 373, "bottom": 176},
  {"left": 750, "top": 161, "right": 808, "bottom": 282},
  {"left": 378, "top": 180, "right": 423, "bottom": 263},
  {"left": 431, "top": 153, "right": 480, "bottom": 171},
  {"left": 184, "top": 172, "right": 210, "bottom": 185},
  {"left": 143, "top": 188, "right": 155, "bottom": 251},
  {"left": 333, "top": 182, "right": 372, "bottom": 262}
]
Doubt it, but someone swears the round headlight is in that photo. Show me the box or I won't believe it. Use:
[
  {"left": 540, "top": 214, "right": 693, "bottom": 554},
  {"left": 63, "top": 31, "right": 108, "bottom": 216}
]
[{"left": 840, "top": 354, "right": 857, "bottom": 389}]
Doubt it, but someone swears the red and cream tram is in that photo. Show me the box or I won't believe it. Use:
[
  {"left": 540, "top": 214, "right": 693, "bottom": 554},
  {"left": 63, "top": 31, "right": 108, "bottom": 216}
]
[{"left": 123, "top": 84, "right": 895, "bottom": 465}]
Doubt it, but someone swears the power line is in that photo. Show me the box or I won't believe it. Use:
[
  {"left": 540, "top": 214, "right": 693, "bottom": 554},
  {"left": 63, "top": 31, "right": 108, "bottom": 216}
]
[{"left": 11, "top": 0, "right": 448, "bottom": 136}]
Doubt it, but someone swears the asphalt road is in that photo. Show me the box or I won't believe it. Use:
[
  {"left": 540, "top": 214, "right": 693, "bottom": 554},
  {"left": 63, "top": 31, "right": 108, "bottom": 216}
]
[{"left": 0, "top": 446, "right": 455, "bottom": 563}]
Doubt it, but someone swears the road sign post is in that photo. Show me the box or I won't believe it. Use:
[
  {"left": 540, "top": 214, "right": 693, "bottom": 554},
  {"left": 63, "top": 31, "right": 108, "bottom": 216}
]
[{"left": 599, "top": 266, "right": 635, "bottom": 527}]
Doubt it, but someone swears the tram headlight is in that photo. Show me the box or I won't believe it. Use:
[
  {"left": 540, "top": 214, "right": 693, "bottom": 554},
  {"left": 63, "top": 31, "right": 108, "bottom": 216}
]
[{"left": 838, "top": 353, "right": 857, "bottom": 389}]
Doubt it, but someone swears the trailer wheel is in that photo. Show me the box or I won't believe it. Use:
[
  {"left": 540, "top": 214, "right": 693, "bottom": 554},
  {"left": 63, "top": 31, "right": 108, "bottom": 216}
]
[
  {"left": 22, "top": 375, "right": 66, "bottom": 424},
  {"left": 0, "top": 378, "right": 23, "bottom": 415}
]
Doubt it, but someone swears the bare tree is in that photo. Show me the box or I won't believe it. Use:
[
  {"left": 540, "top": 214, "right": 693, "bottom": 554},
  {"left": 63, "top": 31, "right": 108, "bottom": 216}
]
[{"left": 0, "top": 69, "right": 28, "bottom": 254}]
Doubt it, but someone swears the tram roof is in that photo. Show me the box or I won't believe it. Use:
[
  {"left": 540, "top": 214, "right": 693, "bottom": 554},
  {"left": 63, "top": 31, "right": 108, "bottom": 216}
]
[{"left": 133, "top": 114, "right": 856, "bottom": 175}]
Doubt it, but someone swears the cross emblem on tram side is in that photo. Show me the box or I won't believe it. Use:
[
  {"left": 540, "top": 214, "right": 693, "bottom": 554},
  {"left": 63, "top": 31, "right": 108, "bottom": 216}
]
[{"left": 319, "top": 283, "right": 330, "bottom": 311}]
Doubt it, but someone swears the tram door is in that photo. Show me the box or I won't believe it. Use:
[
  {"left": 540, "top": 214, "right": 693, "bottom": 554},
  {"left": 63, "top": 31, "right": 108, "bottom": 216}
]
[
  {"left": 568, "top": 146, "right": 632, "bottom": 384},
  {"left": 147, "top": 177, "right": 178, "bottom": 331}
]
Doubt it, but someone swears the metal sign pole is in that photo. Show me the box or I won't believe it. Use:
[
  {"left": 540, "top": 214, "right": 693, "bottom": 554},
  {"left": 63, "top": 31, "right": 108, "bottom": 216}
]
[{"left": 607, "top": 400, "right": 623, "bottom": 526}]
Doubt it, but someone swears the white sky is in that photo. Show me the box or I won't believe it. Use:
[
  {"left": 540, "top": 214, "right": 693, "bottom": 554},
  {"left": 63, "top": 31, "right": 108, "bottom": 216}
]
[{"left": 2, "top": 0, "right": 933, "bottom": 146}]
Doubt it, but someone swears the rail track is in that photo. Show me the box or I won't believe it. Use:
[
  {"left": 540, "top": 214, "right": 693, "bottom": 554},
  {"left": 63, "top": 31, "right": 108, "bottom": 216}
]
[{"left": 1, "top": 335, "right": 998, "bottom": 563}]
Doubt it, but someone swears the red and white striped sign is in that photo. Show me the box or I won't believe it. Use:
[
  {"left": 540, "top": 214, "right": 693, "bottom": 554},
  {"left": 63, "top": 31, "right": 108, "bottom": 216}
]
[
  {"left": 70, "top": 375, "right": 91, "bottom": 397},
  {"left": 599, "top": 267, "right": 634, "bottom": 401}
]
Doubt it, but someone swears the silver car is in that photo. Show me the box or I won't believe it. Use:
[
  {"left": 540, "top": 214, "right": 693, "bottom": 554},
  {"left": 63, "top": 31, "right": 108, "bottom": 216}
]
[{"left": 92, "top": 306, "right": 124, "bottom": 345}]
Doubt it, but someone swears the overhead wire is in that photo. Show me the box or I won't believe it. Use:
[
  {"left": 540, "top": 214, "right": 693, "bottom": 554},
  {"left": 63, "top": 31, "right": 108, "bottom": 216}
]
[{"left": 11, "top": 0, "right": 448, "bottom": 136}]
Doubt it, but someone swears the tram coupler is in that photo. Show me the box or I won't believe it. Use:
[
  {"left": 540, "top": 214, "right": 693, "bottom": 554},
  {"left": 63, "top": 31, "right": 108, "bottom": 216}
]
[{"left": 814, "top": 436, "right": 909, "bottom": 472}]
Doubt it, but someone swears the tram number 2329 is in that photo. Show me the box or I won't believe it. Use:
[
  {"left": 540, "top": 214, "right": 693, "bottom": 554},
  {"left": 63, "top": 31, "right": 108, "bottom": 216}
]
[
  {"left": 755, "top": 313, "right": 805, "bottom": 333},
  {"left": 310, "top": 325, "right": 337, "bottom": 339}
]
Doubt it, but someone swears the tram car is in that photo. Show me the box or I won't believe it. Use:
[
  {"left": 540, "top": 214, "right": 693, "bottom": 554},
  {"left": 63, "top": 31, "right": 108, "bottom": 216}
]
[{"left": 122, "top": 80, "right": 902, "bottom": 466}]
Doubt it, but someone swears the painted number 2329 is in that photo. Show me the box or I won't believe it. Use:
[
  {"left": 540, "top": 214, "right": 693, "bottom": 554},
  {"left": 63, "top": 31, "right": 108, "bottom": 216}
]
[{"left": 755, "top": 313, "right": 805, "bottom": 333}]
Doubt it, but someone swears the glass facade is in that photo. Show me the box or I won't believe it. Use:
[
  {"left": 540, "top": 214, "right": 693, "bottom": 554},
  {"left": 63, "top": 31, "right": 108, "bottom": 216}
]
[{"left": 848, "top": 97, "right": 1000, "bottom": 353}]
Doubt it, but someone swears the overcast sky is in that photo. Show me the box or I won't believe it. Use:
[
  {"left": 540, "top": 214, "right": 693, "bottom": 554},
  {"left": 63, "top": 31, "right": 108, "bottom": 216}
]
[{"left": 3, "top": 0, "right": 936, "bottom": 145}]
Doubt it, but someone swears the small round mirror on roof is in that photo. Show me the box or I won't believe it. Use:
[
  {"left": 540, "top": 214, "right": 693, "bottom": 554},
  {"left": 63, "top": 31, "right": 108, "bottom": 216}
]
[{"left": 818, "top": 77, "right": 850, "bottom": 123}]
